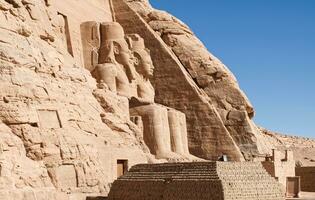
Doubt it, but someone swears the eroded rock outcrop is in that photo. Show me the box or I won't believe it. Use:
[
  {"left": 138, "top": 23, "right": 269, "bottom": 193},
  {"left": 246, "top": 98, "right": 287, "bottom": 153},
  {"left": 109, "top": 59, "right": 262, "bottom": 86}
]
[{"left": 0, "top": 122, "right": 66, "bottom": 200}]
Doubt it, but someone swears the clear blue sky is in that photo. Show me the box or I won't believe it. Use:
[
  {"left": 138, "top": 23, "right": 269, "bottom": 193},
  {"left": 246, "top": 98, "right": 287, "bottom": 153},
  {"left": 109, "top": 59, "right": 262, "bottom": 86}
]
[{"left": 150, "top": 0, "right": 315, "bottom": 138}]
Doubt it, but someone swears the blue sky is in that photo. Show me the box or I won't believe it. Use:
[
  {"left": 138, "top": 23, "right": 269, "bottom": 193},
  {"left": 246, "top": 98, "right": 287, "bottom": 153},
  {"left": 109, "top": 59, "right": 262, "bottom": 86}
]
[{"left": 150, "top": 0, "right": 315, "bottom": 138}]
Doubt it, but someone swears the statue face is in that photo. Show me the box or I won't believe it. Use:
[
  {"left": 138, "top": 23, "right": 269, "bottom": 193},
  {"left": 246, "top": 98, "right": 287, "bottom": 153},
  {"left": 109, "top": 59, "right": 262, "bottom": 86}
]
[
  {"left": 134, "top": 51, "right": 154, "bottom": 77},
  {"left": 142, "top": 55, "right": 154, "bottom": 77},
  {"left": 114, "top": 41, "right": 133, "bottom": 66}
]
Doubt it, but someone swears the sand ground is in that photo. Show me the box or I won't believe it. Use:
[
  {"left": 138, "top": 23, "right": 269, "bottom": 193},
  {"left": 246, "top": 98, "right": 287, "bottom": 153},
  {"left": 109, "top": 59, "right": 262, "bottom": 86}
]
[{"left": 287, "top": 192, "right": 315, "bottom": 200}]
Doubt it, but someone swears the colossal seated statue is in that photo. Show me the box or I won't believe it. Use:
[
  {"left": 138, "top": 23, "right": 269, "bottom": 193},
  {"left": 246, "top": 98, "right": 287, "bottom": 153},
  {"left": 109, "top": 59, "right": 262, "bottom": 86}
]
[
  {"left": 92, "top": 22, "right": 136, "bottom": 98},
  {"left": 84, "top": 21, "right": 198, "bottom": 161},
  {"left": 127, "top": 34, "right": 196, "bottom": 160}
]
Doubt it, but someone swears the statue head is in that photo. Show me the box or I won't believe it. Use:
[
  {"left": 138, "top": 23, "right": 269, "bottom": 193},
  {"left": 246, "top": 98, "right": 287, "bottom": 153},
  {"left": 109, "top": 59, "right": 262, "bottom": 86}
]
[
  {"left": 127, "top": 34, "right": 154, "bottom": 78},
  {"left": 99, "top": 22, "right": 132, "bottom": 67},
  {"left": 98, "top": 22, "right": 137, "bottom": 82}
]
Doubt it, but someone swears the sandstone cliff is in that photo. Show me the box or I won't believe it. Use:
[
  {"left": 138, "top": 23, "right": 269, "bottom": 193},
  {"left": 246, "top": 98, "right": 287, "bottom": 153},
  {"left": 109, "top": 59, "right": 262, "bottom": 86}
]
[
  {"left": 0, "top": 0, "right": 150, "bottom": 198},
  {"left": 114, "top": 0, "right": 271, "bottom": 160},
  {"left": 0, "top": 122, "right": 67, "bottom": 199},
  {"left": 0, "top": 0, "right": 312, "bottom": 199}
]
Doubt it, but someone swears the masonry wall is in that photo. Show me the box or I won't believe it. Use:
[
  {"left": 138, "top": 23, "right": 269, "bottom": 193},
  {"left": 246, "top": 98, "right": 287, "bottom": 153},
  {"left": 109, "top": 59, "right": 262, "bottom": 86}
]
[
  {"left": 108, "top": 162, "right": 285, "bottom": 200},
  {"left": 296, "top": 167, "right": 315, "bottom": 192},
  {"left": 217, "top": 162, "right": 285, "bottom": 200},
  {"left": 262, "top": 150, "right": 296, "bottom": 191},
  {"left": 263, "top": 161, "right": 295, "bottom": 190}
]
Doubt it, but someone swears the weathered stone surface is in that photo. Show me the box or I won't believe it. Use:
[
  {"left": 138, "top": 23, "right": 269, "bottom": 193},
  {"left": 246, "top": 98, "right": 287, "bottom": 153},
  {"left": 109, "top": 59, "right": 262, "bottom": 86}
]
[
  {"left": 0, "top": 122, "right": 67, "bottom": 200},
  {"left": 0, "top": 0, "right": 150, "bottom": 198},
  {"left": 1, "top": 0, "right": 313, "bottom": 199},
  {"left": 296, "top": 167, "right": 315, "bottom": 192},
  {"left": 113, "top": 0, "right": 245, "bottom": 161}
]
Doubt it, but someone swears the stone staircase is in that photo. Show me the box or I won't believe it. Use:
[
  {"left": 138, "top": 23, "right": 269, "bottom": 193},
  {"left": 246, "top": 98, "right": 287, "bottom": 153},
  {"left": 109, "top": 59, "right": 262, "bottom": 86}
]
[{"left": 108, "top": 162, "right": 285, "bottom": 200}]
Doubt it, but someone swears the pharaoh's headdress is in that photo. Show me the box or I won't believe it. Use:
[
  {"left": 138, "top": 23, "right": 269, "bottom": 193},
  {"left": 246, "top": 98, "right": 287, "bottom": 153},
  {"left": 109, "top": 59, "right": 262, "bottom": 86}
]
[
  {"left": 100, "top": 22, "right": 125, "bottom": 41},
  {"left": 126, "top": 34, "right": 150, "bottom": 54},
  {"left": 98, "top": 22, "right": 126, "bottom": 64},
  {"left": 126, "top": 34, "right": 153, "bottom": 78}
]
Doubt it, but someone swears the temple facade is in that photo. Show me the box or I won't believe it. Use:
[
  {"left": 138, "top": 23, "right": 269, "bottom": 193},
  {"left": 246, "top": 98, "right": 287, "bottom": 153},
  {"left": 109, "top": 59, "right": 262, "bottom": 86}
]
[{"left": 0, "top": 0, "right": 312, "bottom": 199}]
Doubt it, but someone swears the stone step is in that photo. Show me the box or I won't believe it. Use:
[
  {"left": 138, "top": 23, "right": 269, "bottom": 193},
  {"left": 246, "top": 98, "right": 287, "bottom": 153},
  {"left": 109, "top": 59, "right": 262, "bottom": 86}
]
[{"left": 108, "top": 162, "right": 285, "bottom": 200}]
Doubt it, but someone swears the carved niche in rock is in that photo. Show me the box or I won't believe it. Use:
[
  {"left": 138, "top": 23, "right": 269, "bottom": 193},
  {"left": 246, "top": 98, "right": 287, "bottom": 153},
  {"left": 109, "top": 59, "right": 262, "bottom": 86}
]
[{"left": 37, "top": 109, "right": 62, "bottom": 129}]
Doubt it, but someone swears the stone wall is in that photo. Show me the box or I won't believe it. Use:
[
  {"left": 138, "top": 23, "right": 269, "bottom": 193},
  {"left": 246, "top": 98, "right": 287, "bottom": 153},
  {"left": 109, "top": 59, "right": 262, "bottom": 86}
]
[
  {"left": 262, "top": 150, "right": 296, "bottom": 191},
  {"left": 217, "top": 162, "right": 285, "bottom": 200},
  {"left": 296, "top": 167, "right": 315, "bottom": 192},
  {"left": 108, "top": 162, "right": 285, "bottom": 200}
]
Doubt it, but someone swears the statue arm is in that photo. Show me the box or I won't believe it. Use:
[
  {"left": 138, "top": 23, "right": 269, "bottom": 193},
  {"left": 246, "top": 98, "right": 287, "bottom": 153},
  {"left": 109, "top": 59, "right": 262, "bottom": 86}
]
[
  {"left": 125, "top": 63, "right": 137, "bottom": 82},
  {"left": 129, "top": 84, "right": 154, "bottom": 107},
  {"left": 130, "top": 96, "right": 154, "bottom": 105}
]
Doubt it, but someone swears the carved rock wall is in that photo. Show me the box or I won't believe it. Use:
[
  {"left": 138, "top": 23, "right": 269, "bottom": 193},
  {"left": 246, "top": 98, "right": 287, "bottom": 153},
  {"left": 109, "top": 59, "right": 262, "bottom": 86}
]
[
  {"left": 117, "top": 0, "right": 272, "bottom": 160},
  {"left": 51, "top": 0, "right": 113, "bottom": 68},
  {"left": 1, "top": 0, "right": 311, "bottom": 198},
  {"left": 113, "top": 0, "right": 244, "bottom": 161},
  {"left": 0, "top": 0, "right": 149, "bottom": 198}
]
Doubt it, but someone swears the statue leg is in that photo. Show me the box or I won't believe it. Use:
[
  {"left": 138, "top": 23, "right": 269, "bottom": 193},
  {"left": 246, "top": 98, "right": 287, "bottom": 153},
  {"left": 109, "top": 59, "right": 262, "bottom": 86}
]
[
  {"left": 178, "top": 111, "right": 190, "bottom": 155},
  {"left": 150, "top": 105, "right": 172, "bottom": 158},
  {"left": 168, "top": 109, "right": 202, "bottom": 161},
  {"left": 168, "top": 109, "right": 185, "bottom": 155},
  {"left": 130, "top": 104, "right": 182, "bottom": 159}
]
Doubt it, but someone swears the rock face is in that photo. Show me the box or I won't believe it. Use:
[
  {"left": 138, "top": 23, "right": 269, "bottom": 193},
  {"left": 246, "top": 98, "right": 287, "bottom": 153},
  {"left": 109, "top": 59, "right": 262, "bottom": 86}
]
[
  {"left": 0, "top": 122, "right": 66, "bottom": 200},
  {"left": 112, "top": 0, "right": 244, "bottom": 161},
  {"left": 108, "top": 162, "right": 285, "bottom": 200},
  {"left": 0, "top": 0, "right": 312, "bottom": 199},
  {"left": 0, "top": 0, "right": 149, "bottom": 198},
  {"left": 113, "top": 0, "right": 270, "bottom": 160}
]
